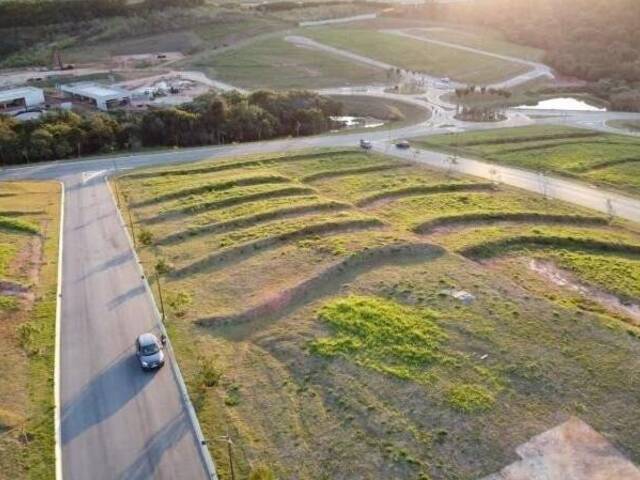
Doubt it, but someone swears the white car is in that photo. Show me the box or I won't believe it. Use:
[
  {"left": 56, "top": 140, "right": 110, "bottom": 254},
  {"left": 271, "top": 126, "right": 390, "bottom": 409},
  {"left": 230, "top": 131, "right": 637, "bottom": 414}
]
[{"left": 135, "top": 333, "right": 165, "bottom": 371}]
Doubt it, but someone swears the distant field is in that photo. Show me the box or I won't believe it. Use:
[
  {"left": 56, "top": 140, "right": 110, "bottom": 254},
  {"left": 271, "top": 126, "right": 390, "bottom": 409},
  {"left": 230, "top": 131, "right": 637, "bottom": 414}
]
[
  {"left": 0, "top": 182, "right": 60, "bottom": 480},
  {"left": 118, "top": 148, "right": 640, "bottom": 480},
  {"left": 300, "top": 28, "right": 530, "bottom": 84},
  {"left": 405, "top": 27, "right": 545, "bottom": 62},
  {"left": 62, "top": 14, "right": 290, "bottom": 64},
  {"left": 190, "top": 36, "right": 390, "bottom": 89},
  {"left": 415, "top": 125, "right": 640, "bottom": 195}
]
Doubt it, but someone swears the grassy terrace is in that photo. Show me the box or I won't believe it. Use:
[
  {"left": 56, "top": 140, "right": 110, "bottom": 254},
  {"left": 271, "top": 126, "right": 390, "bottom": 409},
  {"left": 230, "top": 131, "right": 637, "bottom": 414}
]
[
  {"left": 415, "top": 125, "right": 640, "bottom": 195},
  {"left": 300, "top": 28, "right": 530, "bottom": 85},
  {"left": 117, "top": 149, "right": 640, "bottom": 479},
  {"left": 0, "top": 182, "right": 60, "bottom": 480}
]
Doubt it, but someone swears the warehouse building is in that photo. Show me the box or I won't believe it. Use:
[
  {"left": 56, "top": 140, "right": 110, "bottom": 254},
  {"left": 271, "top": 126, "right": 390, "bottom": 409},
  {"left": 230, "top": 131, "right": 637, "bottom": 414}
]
[
  {"left": 59, "top": 82, "right": 131, "bottom": 111},
  {"left": 0, "top": 86, "right": 45, "bottom": 113}
]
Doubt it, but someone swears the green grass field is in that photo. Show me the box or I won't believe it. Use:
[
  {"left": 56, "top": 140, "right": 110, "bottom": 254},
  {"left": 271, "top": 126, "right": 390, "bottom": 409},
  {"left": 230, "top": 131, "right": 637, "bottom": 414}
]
[
  {"left": 405, "top": 27, "right": 545, "bottom": 62},
  {"left": 0, "top": 182, "right": 60, "bottom": 480},
  {"left": 186, "top": 36, "right": 390, "bottom": 90},
  {"left": 300, "top": 28, "right": 530, "bottom": 84},
  {"left": 415, "top": 125, "right": 640, "bottom": 195},
  {"left": 117, "top": 148, "right": 640, "bottom": 480}
]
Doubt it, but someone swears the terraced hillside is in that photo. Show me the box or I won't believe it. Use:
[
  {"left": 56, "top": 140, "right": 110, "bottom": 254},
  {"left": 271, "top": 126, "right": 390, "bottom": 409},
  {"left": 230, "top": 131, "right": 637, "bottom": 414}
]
[
  {"left": 415, "top": 125, "right": 640, "bottom": 195},
  {"left": 116, "top": 149, "right": 640, "bottom": 480},
  {"left": 0, "top": 182, "right": 61, "bottom": 480}
]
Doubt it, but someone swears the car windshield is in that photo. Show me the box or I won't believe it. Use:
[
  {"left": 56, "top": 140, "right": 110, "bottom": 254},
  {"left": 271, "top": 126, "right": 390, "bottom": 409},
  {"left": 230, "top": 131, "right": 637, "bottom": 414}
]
[{"left": 140, "top": 343, "right": 159, "bottom": 356}]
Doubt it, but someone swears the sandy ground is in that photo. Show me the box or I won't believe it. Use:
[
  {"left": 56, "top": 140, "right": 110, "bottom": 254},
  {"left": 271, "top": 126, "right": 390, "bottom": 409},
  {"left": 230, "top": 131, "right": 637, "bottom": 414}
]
[{"left": 483, "top": 417, "right": 640, "bottom": 480}]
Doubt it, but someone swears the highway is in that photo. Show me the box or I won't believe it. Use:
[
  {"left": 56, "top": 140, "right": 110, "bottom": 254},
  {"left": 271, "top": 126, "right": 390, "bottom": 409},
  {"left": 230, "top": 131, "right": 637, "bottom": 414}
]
[{"left": 2, "top": 66, "right": 640, "bottom": 480}]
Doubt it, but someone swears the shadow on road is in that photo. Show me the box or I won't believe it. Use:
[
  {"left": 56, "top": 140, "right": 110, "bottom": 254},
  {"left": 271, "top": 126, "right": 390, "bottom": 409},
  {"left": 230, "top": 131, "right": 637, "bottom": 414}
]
[
  {"left": 74, "top": 251, "right": 134, "bottom": 283},
  {"left": 61, "top": 353, "right": 153, "bottom": 446},
  {"left": 116, "top": 412, "right": 192, "bottom": 480},
  {"left": 107, "top": 284, "right": 146, "bottom": 310}
]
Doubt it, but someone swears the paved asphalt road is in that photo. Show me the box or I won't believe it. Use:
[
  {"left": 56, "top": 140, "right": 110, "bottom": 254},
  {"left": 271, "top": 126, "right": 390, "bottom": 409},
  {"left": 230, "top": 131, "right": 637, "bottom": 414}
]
[
  {"left": 2, "top": 89, "right": 640, "bottom": 480},
  {"left": 59, "top": 173, "right": 209, "bottom": 480}
]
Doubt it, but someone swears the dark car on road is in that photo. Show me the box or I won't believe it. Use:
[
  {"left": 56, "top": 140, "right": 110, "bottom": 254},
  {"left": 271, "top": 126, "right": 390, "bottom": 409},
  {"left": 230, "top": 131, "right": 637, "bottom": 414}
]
[
  {"left": 135, "top": 333, "right": 165, "bottom": 371},
  {"left": 360, "top": 139, "right": 373, "bottom": 150},
  {"left": 395, "top": 139, "right": 411, "bottom": 149}
]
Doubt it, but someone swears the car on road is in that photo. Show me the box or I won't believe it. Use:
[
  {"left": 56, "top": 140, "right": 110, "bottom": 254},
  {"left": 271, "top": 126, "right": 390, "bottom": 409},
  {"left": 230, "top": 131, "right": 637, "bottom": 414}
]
[
  {"left": 395, "top": 139, "right": 411, "bottom": 149},
  {"left": 360, "top": 139, "right": 372, "bottom": 150},
  {"left": 135, "top": 333, "right": 165, "bottom": 371}
]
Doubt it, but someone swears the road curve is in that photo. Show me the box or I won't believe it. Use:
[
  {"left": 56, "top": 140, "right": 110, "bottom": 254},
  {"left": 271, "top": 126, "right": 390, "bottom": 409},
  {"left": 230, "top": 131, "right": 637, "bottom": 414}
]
[{"left": 59, "top": 172, "right": 211, "bottom": 480}]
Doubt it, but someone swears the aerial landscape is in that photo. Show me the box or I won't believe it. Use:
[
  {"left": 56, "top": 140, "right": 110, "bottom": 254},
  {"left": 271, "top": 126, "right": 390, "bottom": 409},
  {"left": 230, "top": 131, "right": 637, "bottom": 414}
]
[{"left": 0, "top": 1, "right": 639, "bottom": 479}]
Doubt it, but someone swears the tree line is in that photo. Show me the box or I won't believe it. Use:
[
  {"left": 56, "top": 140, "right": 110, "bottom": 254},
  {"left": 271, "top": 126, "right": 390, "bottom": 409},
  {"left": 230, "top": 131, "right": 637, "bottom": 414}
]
[
  {"left": 0, "top": 0, "right": 205, "bottom": 28},
  {"left": 389, "top": 0, "right": 640, "bottom": 111},
  {"left": 0, "top": 90, "right": 342, "bottom": 165}
]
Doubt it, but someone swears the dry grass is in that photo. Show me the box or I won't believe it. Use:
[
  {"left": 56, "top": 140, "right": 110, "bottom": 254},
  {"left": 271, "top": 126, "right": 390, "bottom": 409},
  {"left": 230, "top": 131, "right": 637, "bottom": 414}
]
[{"left": 0, "top": 181, "right": 60, "bottom": 480}]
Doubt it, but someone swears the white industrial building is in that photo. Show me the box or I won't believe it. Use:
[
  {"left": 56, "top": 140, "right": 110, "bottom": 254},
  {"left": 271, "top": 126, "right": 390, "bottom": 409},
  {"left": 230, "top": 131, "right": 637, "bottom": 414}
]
[
  {"left": 60, "top": 82, "right": 131, "bottom": 111},
  {"left": 0, "top": 86, "right": 45, "bottom": 113}
]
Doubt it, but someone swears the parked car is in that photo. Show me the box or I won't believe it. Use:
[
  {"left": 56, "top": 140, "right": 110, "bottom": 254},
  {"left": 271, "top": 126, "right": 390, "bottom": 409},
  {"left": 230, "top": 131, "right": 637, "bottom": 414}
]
[
  {"left": 360, "top": 139, "right": 372, "bottom": 150},
  {"left": 135, "top": 333, "right": 165, "bottom": 371},
  {"left": 395, "top": 139, "right": 411, "bottom": 149}
]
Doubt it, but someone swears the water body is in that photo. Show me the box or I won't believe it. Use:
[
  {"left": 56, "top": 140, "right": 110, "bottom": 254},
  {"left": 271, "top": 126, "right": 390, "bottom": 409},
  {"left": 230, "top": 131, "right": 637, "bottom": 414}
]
[
  {"left": 331, "top": 116, "right": 385, "bottom": 129},
  {"left": 516, "top": 97, "right": 606, "bottom": 112}
]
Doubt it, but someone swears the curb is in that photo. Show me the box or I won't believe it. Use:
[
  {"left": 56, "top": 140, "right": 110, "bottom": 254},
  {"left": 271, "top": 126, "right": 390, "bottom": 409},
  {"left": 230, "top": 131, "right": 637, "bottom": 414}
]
[
  {"left": 54, "top": 182, "right": 65, "bottom": 480},
  {"left": 104, "top": 177, "right": 218, "bottom": 480}
]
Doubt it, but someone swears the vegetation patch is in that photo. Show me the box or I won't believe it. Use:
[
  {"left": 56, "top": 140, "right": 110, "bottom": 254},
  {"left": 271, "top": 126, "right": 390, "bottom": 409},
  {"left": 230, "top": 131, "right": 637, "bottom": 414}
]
[
  {"left": 310, "top": 296, "right": 448, "bottom": 382},
  {"left": 0, "top": 216, "right": 39, "bottom": 235},
  {"left": 446, "top": 384, "right": 495, "bottom": 413}
]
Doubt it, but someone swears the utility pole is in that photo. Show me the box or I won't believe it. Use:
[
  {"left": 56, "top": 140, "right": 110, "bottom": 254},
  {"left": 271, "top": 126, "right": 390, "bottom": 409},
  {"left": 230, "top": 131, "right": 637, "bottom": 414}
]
[
  {"left": 154, "top": 266, "right": 166, "bottom": 322},
  {"left": 127, "top": 207, "right": 137, "bottom": 249},
  {"left": 217, "top": 434, "right": 235, "bottom": 480}
]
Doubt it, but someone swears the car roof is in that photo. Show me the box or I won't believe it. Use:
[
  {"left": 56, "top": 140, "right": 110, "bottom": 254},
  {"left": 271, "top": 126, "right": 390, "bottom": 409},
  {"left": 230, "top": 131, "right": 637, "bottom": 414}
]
[{"left": 137, "top": 332, "right": 158, "bottom": 346}]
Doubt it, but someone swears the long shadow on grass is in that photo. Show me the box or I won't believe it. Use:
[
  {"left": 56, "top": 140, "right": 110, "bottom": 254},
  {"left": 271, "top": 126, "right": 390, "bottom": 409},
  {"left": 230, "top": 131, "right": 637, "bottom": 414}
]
[
  {"left": 170, "top": 218, "right": 385, "bottom": 278},
  {"left": 459, "top": 235, "right": 640, "bottom": 259},
  {"left": 196, "top": 243, "right": 445, "bottom": 335},
  {"left": 355, "top": 183, "right": 495, "bottom": 207},
  {"left": 144, "top": 186, "right": 316, "bottom": 225},
  {"left": 132, "top": 174, "right": 292, "bottom": 208},
  {"left": 157, "top": 200, "right": 352, "bottom": 245},
  {"left": 413, "top": 213, "right": 608, "bottom": 234}
]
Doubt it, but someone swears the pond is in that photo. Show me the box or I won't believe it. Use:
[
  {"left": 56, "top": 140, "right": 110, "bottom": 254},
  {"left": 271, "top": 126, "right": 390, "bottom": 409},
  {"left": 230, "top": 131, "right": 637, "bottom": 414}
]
[
  {"left": 515, "top": 97, "right": 606, "bottom": 112},
  {"left": 331, "top": 116, "right": 385, "bottom": 129}
]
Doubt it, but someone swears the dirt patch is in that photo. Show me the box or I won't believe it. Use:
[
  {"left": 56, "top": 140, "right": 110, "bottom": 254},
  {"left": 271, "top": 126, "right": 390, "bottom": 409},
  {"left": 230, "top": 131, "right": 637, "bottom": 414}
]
[
  {"left": 483, "top": 417, "right": 640, "bottom": 480},
  {"left": 530, "top": 258, "right": 640, "bottom": 326}
]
